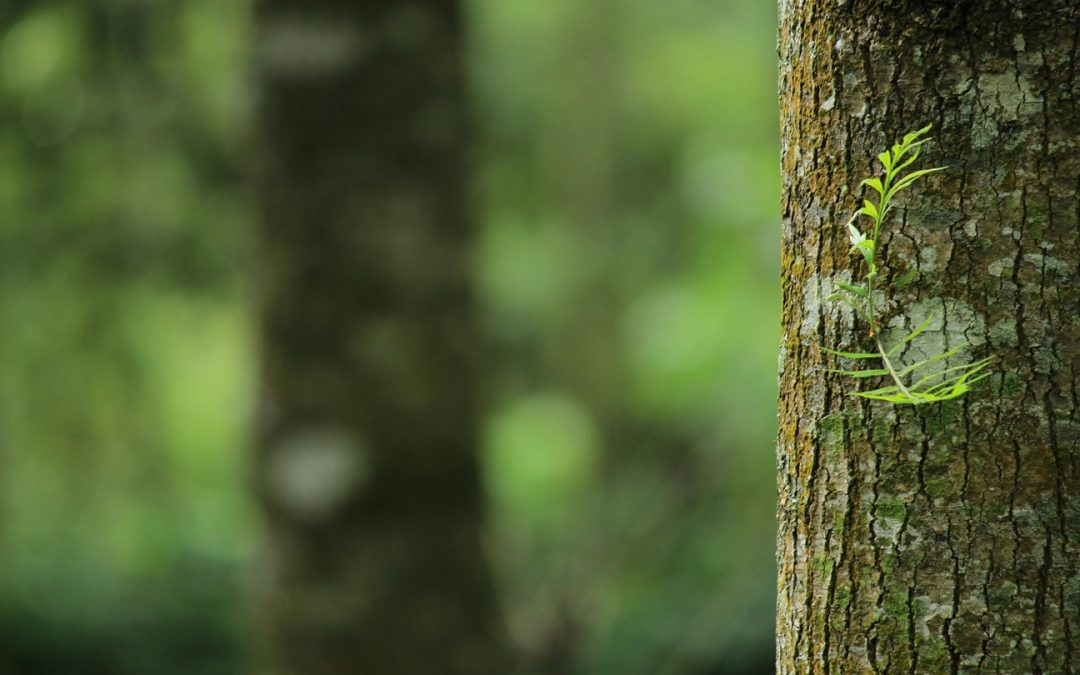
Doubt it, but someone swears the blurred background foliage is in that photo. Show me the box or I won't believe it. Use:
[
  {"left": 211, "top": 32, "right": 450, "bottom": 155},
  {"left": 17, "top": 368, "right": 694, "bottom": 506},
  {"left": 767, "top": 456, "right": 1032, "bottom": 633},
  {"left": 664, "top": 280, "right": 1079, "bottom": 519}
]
[{"left": 0, "top": 0, "right": 778, "bottom": 673}]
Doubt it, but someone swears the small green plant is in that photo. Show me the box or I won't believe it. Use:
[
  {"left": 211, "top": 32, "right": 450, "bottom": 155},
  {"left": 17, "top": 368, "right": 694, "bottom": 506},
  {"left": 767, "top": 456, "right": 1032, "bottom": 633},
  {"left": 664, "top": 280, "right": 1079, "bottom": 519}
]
[{"left": 824, "top": 125, "right": 993, "bottom": 404}]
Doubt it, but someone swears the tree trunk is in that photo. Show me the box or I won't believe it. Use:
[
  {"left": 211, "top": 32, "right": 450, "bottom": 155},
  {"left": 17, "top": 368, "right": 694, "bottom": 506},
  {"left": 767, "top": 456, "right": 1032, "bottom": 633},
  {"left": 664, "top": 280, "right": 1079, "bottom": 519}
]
[
  {"left": 777, "top": 1, "right": 1080, "bottom": 672},
  {"left": 251, "top": 2, "right": 506, "bottom": 673}
]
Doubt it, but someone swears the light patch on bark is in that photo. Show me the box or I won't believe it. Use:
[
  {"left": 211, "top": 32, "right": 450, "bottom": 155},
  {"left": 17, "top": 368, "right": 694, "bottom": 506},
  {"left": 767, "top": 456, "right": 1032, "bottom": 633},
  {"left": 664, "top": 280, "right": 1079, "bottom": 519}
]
[
  {"left": 267, "top": 428, "right": 370, "bottom": 521},
  {"left": 917, "top": 244, "right": 940, "bottom": 273},
  {"left": 1024, "top": 252, "right": 1072, "bottom": 278},
  {"left": 988, "top": 257, "right": 1015, "bottom": 277},
  {"left": 872, "top": 504, "right": 907, "bottom": 543},
  {"left": 884, "top": 297, "right": 987, "bottom": 378},
  {"left": 800, "top": 271, "right": 859, "bottom": 342},
  {"left": 258, "top": 18, "right": 372, "bottom": 79},
  {"left": 989, "top": 318, "right": 1020, "bottom": 347},
  {"left": 971, "top": 69, "right": 1040, "bottom": 148},
  {"left": 978, "top": 70, "right": 1039, "bottom": 121}
]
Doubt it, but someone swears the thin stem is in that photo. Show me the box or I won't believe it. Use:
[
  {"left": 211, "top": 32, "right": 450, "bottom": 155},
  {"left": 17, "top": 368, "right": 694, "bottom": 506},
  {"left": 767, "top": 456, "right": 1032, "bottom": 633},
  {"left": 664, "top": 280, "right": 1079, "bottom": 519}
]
[
  {"left": 875, "top": 335, "right": 922, "bottom": 402},
  {"left": 863, "top": 149, "right": 921, "bottom": 401},
  {"left": 865, "top": 267, "right": 879, "bottom": 335}
]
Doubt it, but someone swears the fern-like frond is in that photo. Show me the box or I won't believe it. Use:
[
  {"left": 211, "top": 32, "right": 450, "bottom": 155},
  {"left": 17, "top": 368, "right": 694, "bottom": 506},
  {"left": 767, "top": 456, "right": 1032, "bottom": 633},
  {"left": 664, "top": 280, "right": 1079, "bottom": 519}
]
[{"left": 821, "top": 125, "right": 993, "bottom": 405}]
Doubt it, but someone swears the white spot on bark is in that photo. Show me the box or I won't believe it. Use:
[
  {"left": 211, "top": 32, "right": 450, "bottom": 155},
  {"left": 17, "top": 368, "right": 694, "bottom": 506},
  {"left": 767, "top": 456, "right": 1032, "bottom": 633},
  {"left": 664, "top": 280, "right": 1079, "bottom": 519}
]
[
  {"left": 268, "top": 428, "right": 370, "bottom": 521},
  {"left": 988, "top": 257, "right": 1014, "bottom": 277},
  {"left": 914, "top": 598, "right": 953, "bottom": 640},
  {"left": 918, "top": 246, "right": 939, "bottom": 273},
  {"left": 982, "top": 71, "right": 1037, "bottom": 120},
  {"left": 873, "top": 512, "right": 903, "bottom": 542},
  {"left": 801, "top": 271, "right": 875, "bottom": 346},
  {"left": 1013, "top": 34, "right": 1026, "bottom": 51},
  {"left": 970, "top": 69, "right": 1039, "bottom": 147},
  {"left": 884, "top": 298, "right": 987, "bottom": 378},
  {"left": 989, "top": 319, "right": 1019, "bottom": 347},
  {"left": 800, "top": 274, "right": 824, "bottom": 340},
  {"left": 821, "top": 94, "right": 836, "bottom": 111},
  {"left": 1024, "top": 253, "right": 1071, "bottom": 277},
  {"left": 259, "top": 19, "right": 371, "bottom": 78}
]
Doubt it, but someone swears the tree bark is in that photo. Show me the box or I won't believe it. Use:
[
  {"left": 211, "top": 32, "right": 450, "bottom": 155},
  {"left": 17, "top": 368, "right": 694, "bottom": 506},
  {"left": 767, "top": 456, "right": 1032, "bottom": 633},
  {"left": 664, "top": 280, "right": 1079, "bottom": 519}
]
[
  {"left": 251, "top": 2, "right": 506, "bottom": 673},
  {"left": 777, "top": 1, "right": 1080, "bottom": 672}
]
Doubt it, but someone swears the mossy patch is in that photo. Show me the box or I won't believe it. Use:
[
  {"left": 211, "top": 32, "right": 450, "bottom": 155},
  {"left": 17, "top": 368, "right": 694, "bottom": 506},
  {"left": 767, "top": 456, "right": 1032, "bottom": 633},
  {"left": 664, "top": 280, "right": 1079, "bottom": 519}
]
[
  {"left": 894, "top": 268, "right": 919, "bottom": 289},
  {"left": 884, "top": 589, "right": 909, "bottom": 619},
  {"left": 918, "top": 640, "right": 948, "bottom": 663},
  {"left": 912, "top": 595, "right": 932, "bottom": 618},
  {"left": 987, "top": 581, "right": 1019, "bottom": 608},
  {"left": 880, "top": 552, "right": 897, "bottom": 575},
  {"left": 832, "top": 585, "right": 852, "bottom": 611},
  {"left": 833, "top": 511, "right": 847, "bottom": 533},
  {"left": 873, "top": 421, "right": 895, "bottom": 447},
  {"left": 924, "top": 475, "right": 953, "bottom": 498},
  {"left": 876, "top": 496, "right": 908, "bottom": 521},
  {"left": 999, "top": 371, "right": 1024, "bottom": 397},
  {"left": 818, "top": 413, "right": 847, "bottom": 460},
  {"left": 812, "top": 553, "right": 834, "bottom": 577},
  {"left": 989, "top": 318, "right": 1019, "bottom": 348},
  {"left": 923, "top": 399, "right": 964, "bottom": 436}
]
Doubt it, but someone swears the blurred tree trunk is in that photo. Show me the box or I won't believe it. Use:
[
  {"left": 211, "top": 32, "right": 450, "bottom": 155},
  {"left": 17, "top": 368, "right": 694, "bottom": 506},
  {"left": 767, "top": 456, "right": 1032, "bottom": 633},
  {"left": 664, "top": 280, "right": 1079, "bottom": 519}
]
[
  {"left": 777, "top": 1, "right": 1080, "bottom": 672},
  {"left": 252, "top": 2, "right": 507, "bottom": 674}
]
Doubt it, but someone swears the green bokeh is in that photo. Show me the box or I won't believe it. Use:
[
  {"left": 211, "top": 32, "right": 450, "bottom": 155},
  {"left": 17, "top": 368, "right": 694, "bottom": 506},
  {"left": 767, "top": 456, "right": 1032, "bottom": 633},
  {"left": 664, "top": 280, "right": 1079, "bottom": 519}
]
[{"left": 0, "top": 0, "right": 779, "bottom": 672}]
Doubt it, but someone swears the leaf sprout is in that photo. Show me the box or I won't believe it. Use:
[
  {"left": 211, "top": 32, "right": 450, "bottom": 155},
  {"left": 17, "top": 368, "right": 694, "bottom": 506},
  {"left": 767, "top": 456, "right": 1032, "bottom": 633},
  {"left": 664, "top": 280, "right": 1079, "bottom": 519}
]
[{"left": 824, "top": 125, "right": 994, "bottom": 405}]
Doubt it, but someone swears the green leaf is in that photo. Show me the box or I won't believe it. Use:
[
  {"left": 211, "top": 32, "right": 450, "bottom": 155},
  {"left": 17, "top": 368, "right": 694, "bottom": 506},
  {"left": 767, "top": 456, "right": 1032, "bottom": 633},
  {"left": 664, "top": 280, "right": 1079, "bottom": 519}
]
[
  {"left": 859, "top": 199, "right": 880, "bottom": 221},
  {"left": 856, "top": 384, "right": 903, "bottom": 396},
  {"left": 860, "top": 177, "right": 884, "bottom": 197},
  {"left": 893, "top": 144, "right": 924, "bottom": 173},
  {"left": 901, "top": 123, "right": 933, "bottom": 145},
  {"left": 928, "top": 386, "right": 969, "bottom": 401},
  {"left": 885, "top": 166, "right": 946, "bottom": 201},
  {"left": 847, "top": 221, "right": 867, "bottom": 247},
  {"left": 897, "top": 345, "right": 965, "bottom": 377},
  {"left": 854, "top": 381, "right": 933, "bottom": 403},
  {"left": 825, "top": 293, "right": 869, "bottom": 320},
  {"left": 828, "top": 368, "right": 891, "bottom": 378},
  {"left": 836, "top": 281, "right": 868, "bottom": 298},
  {"left": 853, "top": 389, "right": 922, "bottom": 404},
  {"left": 821, "top": 346, "right": 880, "bottom": 359},
  {"left": 885, "top": 315, "right": 935, "bottom": 356},
  {"left": 877, "top": 150, "right": 893, "bottom": 172},
  {"left": 853, "top": 240, "right": 876, "bottom": 269},
  {"left": 920, "top": 359, "right": 994, "bottom": 393}
]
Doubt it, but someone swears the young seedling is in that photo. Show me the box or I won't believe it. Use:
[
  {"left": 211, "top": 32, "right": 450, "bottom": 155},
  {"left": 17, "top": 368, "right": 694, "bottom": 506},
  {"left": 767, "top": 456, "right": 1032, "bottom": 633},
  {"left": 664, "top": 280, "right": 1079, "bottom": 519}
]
[{"left": 824, "top": 125, "right": 993, "bottom": 404}]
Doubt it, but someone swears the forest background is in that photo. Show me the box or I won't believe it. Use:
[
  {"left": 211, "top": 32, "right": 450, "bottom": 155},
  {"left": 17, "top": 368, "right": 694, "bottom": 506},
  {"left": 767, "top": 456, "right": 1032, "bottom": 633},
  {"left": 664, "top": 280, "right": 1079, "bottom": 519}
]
[{"left": 0, "top": 1, "right": 780, "bottom": 673}]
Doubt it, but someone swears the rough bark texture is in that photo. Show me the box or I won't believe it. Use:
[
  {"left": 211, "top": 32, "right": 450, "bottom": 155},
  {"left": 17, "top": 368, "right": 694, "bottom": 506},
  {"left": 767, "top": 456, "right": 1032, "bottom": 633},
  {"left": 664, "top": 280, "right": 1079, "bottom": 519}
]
[
  {"left": 777, "top": 1, "right": 1080, "bottom": 672},
  {"left": 252, "top": 2, "right": 506, "bottom": 673}
]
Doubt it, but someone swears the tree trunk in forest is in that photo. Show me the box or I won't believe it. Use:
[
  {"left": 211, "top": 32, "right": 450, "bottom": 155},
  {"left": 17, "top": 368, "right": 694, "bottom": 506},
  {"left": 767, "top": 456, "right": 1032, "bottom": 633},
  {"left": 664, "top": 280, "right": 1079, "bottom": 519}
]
[
  {"left": 251, "top": 2, "right": 506, "bottom": 674},
  {"left": 777, "top": 2, "right": 1080, "bottom": 673}
]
